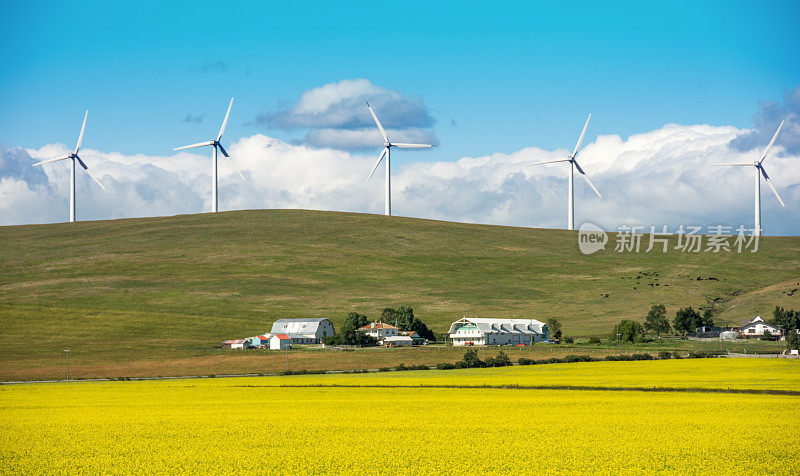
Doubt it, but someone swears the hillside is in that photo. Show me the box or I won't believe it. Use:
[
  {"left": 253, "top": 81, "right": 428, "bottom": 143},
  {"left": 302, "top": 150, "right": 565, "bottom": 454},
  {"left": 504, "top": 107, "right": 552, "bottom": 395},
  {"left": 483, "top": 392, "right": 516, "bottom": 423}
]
[{"left": 1, "top": 209, "right": 798, "bottom": 379}]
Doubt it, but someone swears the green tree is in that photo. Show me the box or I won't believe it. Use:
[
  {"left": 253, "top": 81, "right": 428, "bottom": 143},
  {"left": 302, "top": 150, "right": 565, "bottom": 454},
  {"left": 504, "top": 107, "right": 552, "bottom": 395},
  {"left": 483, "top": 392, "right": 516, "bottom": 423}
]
[
  {"left": 643, "top": 304, "right": 671, "bottom": 336},
  {"left": 461, "top": 348, "right": 484, "bottom": 368},
  {"left": 340, "top": 312, "right": 370, "bottom": 345},
  {"left": 673, "top": 306, "right": 701, "bottom": 335},
  {"left": 547, "top": 318, "right": 563, "bottom": 340},
  {"left": 382, "top": 306, "right": 436, "bottom": 341},
  {"left": 700, "top": 309, "right": 715, "bottom": 327},
  {"left": 617, "top": 319, "right": 644, "bottom": 342},
  {"left": 773, "top": 306, "right": 800, "bottom": 351}
]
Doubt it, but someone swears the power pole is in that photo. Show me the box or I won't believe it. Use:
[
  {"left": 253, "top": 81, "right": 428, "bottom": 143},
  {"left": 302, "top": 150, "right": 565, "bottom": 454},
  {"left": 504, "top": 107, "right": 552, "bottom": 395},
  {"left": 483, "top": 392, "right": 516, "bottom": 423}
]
[
  {"left": 64, "top": 349, "right": 70, "bottom": 380},
  {"left": 286, "top": 344, "right": 289, "bottom": 372}
]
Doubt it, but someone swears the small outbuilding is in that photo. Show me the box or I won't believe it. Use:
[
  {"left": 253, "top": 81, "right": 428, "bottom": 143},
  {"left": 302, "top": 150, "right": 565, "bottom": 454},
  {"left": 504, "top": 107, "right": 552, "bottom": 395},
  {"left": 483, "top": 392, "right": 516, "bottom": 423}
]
[
  {"left": 382, "top": 335, "right": 413, "bottom": 347},
  {"left": 270, "top": 334, "right": 291, "bottom": 350},
  {"left": 222, "top": 339, "right": 249, "bottom": 350}
]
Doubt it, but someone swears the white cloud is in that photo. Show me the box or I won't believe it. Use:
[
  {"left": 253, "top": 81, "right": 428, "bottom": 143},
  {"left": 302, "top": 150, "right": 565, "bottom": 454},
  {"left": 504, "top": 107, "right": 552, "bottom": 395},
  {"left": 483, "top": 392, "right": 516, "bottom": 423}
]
[
  {"left": 252, "top": 78, "right": 437, "bottom": 150},
  {"left": 3, "top": 123, "right": 799, "bottom": 235}
]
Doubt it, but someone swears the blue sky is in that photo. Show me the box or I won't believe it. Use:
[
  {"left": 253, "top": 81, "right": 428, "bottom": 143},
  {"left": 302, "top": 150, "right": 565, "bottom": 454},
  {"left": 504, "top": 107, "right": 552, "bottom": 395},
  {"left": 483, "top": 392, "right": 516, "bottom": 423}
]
[
  {"left": 2, "top": 1, "right": 800, "bottom": 234},
  {"left": 2, "top": 0, "right": 798, "bottom": 161}
]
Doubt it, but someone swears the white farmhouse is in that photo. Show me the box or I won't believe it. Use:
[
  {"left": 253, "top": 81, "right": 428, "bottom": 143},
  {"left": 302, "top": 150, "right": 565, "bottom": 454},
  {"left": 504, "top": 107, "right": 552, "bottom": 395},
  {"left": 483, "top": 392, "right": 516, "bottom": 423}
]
[
  {"left": 270, "top": 318, "right": 335, "bottom": 344},
  {"left": 448, "top": 317, "right": 549, "bottom": 346},
  {"left": 358, "top": 321, "right": 398, "bottom": 341},
  {"left": 739, "top": 316, "right": 781, "bottom": 339}
]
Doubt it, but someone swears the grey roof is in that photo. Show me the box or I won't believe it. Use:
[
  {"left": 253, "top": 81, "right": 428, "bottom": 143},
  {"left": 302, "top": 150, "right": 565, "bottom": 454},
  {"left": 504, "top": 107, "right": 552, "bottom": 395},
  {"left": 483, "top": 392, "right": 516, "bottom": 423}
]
[
  {"left": 270, "top": 318, "right": 333, "bottom": 337},
  {"left": 447, "top": 317, "right": 547, "bottom": 335}
]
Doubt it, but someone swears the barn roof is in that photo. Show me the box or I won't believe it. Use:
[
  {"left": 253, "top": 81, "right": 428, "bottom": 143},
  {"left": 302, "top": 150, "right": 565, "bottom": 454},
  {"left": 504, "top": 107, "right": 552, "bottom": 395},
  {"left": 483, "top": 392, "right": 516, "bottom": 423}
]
[
  {"left": 271, "top": 318, "right": 331, "bottom": 336},
  {"left": 447, "top": 317, "right": 547, "bottom": 335}
]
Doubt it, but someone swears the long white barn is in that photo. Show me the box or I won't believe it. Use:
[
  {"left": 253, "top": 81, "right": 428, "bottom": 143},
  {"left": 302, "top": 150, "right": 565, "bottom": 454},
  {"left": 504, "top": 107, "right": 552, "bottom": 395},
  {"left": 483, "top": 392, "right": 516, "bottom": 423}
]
[
  {"left": 270, "top": 318, "right": 335, "bottom": 344},
  {"left": 448, "top": 317, "right": 549, "bottom": 346}
]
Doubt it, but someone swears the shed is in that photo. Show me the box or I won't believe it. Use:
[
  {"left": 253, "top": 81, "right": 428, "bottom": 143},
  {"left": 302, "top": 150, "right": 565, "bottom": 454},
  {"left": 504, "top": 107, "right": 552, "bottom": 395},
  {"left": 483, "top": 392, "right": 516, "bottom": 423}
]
[
  {"left": 270, "top": 334, "right": 291, "bottom": 350},
  {"left": 382, "top": 335, "right": 413, "bottom": 347}
]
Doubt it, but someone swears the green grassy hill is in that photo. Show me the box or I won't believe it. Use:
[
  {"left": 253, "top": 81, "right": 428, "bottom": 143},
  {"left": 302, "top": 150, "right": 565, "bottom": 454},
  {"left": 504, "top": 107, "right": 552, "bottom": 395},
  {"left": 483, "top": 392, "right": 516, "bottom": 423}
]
[{"left": 1, "top": 209, "right": 798, "bottom": 379}]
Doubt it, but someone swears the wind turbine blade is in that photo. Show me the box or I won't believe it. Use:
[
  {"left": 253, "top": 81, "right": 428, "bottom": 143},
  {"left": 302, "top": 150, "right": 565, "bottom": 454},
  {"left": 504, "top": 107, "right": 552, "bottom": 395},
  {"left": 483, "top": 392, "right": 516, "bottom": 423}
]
[
  {"left": 224, "top": 155, "right": 247, "bottom": 182},
  {"left": 571, "top": 113, "right": 591, "bottom": 158},
  {"left": 580, "top": 172, "right": 602, "bottom": 198},
  {"left": 173, "top": 140, "right": 215, "bottom": 151},
  {"left": 760, "top": 166, "right": 785, "bottom": 207},
  {"left": 76, "top": 156, "right": 106, "bottom": 190},
  {"left": 572, "top": 159, "right": 586, "bottom": 175},
  {"left": 526, "top": 159, "right": 571, "bottom": 166},
  {"left": 760, "top": 120, "right": 784, "bottom": 163},
  {"left": 367, "top": 148, "right": 387, "bottom": 181},
  {"left": 367, "top": 101, "right": 388, "bottom": 142},
  {"left": 712, "top": 163, "right": 752, "bottom": 166},
  {"left": 75, "top": 110, "right": 88, "bottom": 153},
  {"left": 391, "top": 143, "right": 432, "bottom": 148},
  {"left": 217, "top": 143, "right": 230, "bottom": 157},
  {"left": 217, "top": 97, "right": 234, "bottom": 141},
  {"left": 32, "top": 155, "right": 71, "bottom": 166}
]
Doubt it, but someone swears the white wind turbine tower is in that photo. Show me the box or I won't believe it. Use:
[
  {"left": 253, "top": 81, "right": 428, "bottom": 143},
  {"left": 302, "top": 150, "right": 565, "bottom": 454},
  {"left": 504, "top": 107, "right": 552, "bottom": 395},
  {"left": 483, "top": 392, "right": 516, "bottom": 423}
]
[
  {"left": 32, "top": 110, "right": 106, "bottom": 222},
  {"left": 365, "top": 101, "right": 432, "bottom": 216},
  {"left": 714, "top": 120, "right": 786, "bottom": 237},
  {"left": 527, "top": 114, "right": 601, "bottom": 230},
  {"left": 173, "top": 97, "right": 246, "bottom": 213}
]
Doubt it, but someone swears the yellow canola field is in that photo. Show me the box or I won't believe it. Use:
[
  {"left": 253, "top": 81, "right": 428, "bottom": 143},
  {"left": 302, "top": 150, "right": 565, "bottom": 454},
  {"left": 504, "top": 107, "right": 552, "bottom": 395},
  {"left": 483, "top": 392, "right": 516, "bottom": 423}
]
[
  {"left": 265, "top": 357, "right": 800, "bottom": 391},
  {"left": 1, "top": 360, "right": 799, "bottom": 475}
]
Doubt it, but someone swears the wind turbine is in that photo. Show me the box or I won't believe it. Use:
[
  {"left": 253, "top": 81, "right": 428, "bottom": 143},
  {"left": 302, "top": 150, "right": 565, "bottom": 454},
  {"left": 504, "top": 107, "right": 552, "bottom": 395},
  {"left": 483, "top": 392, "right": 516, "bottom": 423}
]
[
  {"left": 173, "top": 97, "right": 246, "bottom": 213},
  {"left": 714, "top": 120, "right": 785, "bottom": 237},
  {"left": 365, "top": 101, "right": 432, "bottom": 216},
  {"left": 32, "top": 110, "right": 106, "bottom": 222},
  {"left": 527, "top": 114, "right": 601, "bottom": 230}
]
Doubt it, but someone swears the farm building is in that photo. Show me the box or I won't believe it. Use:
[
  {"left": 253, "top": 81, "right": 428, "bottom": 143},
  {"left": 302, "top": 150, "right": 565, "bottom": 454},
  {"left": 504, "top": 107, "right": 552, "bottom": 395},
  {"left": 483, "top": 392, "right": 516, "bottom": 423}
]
[
  {"left": 739, "top": 316, "right": 781, "bottom": 339},
  {"left": 270, "top": 318, "right": 335, "bottom": 344},
  {"left": 398, "top": 330, "right": 426, "bottom": 345},
  {"left": 221, "top": 339, "right": 249, "bottom": 350},
  {"left": 358, "top": 321, "right": 398, "bottom": 341},
  {"left": 447, "top": 317, "right": 548, "bottom": 346},
  {"left": 249, "top": 335, "right": 271, "bottom": 347},
  {"left": 269, "top": 334, "right": 291, "bottom": 350},
  {"left": 382, "top": 335, "right": 413, "bottom": 347}
]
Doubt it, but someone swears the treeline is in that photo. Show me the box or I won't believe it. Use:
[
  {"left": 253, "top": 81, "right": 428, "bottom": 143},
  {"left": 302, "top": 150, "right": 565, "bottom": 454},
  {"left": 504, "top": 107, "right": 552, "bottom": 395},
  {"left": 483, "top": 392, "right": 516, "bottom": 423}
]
[
  {"left": 322, "top": 306, "right": 436, "bottom": 346},
  {"left": 612, "top": 304, "right": 715, "bottom": 343}
]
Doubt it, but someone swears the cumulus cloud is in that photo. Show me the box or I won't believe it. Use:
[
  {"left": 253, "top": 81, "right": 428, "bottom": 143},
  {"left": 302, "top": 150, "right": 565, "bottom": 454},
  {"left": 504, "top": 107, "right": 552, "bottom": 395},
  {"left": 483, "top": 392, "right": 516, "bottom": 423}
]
[
  {"left": 731, "top": 84, "right": 800, "bottom": 155},
  {"left": 251, "top": 79, "right": 437, "bottom": 150},
  {"left": 2, "top": 123, "right": 799, "bottom": 235}
]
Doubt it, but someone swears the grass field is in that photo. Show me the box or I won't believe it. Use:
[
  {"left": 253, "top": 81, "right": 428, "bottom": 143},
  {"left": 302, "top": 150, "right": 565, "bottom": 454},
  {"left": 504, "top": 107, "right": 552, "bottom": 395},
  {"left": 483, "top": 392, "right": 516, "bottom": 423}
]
[
  {"left": 2, "top": 360, "right": 798, "bottom": 474},
  {"left": 1, "top": 209, "right": 798, "bottom": 380}
]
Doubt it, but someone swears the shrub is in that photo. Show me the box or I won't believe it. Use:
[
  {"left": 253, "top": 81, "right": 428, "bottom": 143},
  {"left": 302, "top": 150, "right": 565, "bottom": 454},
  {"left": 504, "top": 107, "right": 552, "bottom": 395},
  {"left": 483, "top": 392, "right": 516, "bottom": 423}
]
[
  {"left": 563, "top": 354, "right": 595, "bottom": 363},
  {"left": 394, "top": 363, "right": 408, "bottom": 371},
  {"left": 631, "top": 353, "right": 653, "bottom": 360},
  {"left": 409, "top": 364, "right": 430, "bottom": 371},
  {"left": 378, "top": 367, "right": 392, "bottom": 372},
  {"left": 658, "top": 351, "right": 672, "bottom": 360},
  {"left": 491, "top": 351, "right": 512, "bottom": 367},
  {"left": 461, "top": 349, "right": 485, "bottom": 368},
  {"left": 435, "top": 363, "right": 456, "bottom": 370},
  {"left": 672, "top": 351, "right": 683, "bottom": 359},
  {"left": 518, "top": 357, "right": 535, "bottom": 366},
  {"left": 564, "top": 336, "right": 574, "bottom": 344},
  {"left": 588, "top": 337, "right": 602, "bottom": 344}
]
